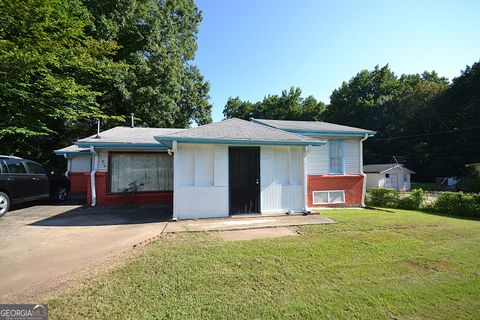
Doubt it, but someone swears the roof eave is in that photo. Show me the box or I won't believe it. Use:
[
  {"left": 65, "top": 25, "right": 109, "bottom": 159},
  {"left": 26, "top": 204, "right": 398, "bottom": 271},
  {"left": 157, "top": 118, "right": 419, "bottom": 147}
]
[
  {"left": 284, "top": 129, "right": 376, "bottom": 137},
  {"left": 251, "top": 119, "right": 376, "bottom": 137},
  {"left": 54, "top": 150, "right": 92, "bottom": 156},
  {"left": 154, "top": 136, "right": 326, "bottom": 147},
  {"left": 75, "top": 142, "right": 168, "bottom": 150}
]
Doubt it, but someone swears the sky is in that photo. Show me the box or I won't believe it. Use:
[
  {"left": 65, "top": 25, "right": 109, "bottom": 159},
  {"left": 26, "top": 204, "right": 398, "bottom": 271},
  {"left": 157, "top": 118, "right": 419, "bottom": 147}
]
[{"left": 194, "top": 0, "right": 480, "bottom": 121}]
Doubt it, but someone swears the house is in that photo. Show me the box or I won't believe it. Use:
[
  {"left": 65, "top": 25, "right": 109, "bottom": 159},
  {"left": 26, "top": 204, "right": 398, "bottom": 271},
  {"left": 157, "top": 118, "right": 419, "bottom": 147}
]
[
  {"left": 466, "top": 163, "right": 480, "bottom": 174},
  {"left": 364, "top": 164, "right": 415, "bottom": 191},
  {"left": 55, "top": 118, "right": 375, "bottom": 220}
]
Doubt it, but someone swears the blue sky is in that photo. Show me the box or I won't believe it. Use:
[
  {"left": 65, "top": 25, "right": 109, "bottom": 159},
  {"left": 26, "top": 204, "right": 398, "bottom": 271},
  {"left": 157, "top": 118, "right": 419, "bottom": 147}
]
[{"left": 194, "top": 0, "right": 480, "bottom": 121}]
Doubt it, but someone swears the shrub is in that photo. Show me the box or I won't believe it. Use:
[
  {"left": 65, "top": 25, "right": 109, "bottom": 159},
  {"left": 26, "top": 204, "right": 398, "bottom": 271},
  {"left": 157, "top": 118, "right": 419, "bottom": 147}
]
[
  {"left": 366, "top": 188, "right": 426, "bottom": 210},
  {"left": 397, "top": 189, "right": 426, "bottom": 210},
  {"left": 429, "top": 192, "right": 480, "bottom": 217},
  {"left": 367, "top": 189, "right": 400, "bottom": 207}
]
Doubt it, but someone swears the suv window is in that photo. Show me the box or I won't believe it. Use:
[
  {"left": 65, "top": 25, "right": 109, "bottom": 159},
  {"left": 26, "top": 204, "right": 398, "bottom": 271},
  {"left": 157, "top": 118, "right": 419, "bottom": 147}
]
[
  {"left": 4, "top": 159, "right": 27, "bottom": 174},
  {"left": 26, "top": 161, "right": 46, "bottom": 174},
  {"left": 0, "top": 160, "right": 8, "bottom": 174}
]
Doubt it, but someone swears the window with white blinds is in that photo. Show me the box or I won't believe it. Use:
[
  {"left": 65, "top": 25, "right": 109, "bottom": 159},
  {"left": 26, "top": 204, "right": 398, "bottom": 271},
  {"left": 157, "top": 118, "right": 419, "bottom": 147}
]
[{"left": 109, "top": 153, "right": 173, "bottom": 193}]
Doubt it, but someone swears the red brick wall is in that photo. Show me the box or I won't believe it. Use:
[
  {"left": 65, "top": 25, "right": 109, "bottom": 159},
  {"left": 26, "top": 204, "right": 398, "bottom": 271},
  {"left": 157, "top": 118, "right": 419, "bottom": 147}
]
[
  {"left": 68, "top": 172, "right": 89, "bottom": 193},
  {"left": 307, "top": 175, "right": 364, "bottom": 207},
  {"left": 86, "top": 172, "right": 173, "bottom": 206}
]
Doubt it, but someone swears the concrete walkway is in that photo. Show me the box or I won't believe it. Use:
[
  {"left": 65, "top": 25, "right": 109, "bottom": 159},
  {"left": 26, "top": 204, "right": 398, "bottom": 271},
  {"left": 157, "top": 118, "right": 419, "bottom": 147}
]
[{"left": 164, "top": 214, "right": 335, "bottom": 233}]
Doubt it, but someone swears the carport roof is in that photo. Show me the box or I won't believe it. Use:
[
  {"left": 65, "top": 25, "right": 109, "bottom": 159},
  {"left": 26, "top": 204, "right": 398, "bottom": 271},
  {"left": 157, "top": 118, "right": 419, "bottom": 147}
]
[
  {"left": 75, "top": 126, "right": 185, "bottom": 149},
  {"left": 54, "top": 145, "right": 92, "bottom": 155},
  {"left": 155, "top": 118, "right": 326, "bottom": 146}
]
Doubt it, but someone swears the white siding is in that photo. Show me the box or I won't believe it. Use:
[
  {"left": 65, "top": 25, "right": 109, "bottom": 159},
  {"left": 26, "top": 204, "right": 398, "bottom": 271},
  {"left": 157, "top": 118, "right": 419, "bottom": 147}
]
[
  {"left": 260, "top": 146, "right": 304, "bottom": 213},
  {"left": 366, "top": 173, "right": 381, "bottom": 189},
  {"left": 306, "top": 144, "right": 329, "bottom": 175},
  {"left": 70, "top": 156, "right": 91, "bottom": 172},
  {"left": 306, "top": 138, "right": 361, "bottom": 175},
  {"left": 344, "top": 139, "right": 360, "bottom": 174},
  {"left": 174, "top": 143, "right": 229, "bottom": 219}
]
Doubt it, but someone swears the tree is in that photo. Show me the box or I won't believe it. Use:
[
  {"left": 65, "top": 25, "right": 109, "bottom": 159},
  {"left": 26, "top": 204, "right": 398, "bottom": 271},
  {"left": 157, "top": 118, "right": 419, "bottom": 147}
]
[
  {"left": 0, "top": 0, "right": 124, "bottom": 165},
  {"left": 223, "top": 87, "right": 325, "bottom": 121},
  {"left": 84, "top": 0, "right": 212, "bottom": 128}
]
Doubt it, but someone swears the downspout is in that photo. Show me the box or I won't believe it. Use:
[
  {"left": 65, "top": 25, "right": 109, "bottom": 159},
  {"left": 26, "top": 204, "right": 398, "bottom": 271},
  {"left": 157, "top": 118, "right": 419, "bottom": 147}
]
[
  {"left": 89, "top": 146, "right": 98, "bottom": 207},
  {"left": 63, "top": 153, "right": 71, "bottom": 178},
  {"left": 170, "top": 141, "right": 178, "bottom": 221},
  {"left": 303, "top": 145, "right": 312, "bottom": 212},
  {"left": 360, "top": 134, "right": 369, "bottom": 207}
]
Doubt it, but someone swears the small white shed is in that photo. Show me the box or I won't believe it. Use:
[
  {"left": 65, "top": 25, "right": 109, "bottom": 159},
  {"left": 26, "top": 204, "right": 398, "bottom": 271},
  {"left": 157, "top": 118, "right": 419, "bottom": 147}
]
[{"left": 364, "top": 164, "right": 415, "bottom": 191}]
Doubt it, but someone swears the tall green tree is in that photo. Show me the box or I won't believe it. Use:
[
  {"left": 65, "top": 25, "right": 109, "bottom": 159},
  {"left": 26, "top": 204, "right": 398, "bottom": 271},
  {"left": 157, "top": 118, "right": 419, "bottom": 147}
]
[
  {"left": 223, "top": 87, "right": 325, "bottom": 121},
  {"left": 0, "top": 0, "right": 124, "bottom": 164},
  {"left": 84, "top": 0, "right": 212, "bottom": 128}
]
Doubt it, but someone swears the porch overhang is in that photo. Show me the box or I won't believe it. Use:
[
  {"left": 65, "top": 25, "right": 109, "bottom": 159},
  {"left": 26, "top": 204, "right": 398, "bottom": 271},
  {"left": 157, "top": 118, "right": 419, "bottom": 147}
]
[{"left": 154, "top": 136, "right": 327, "bottom": 148}]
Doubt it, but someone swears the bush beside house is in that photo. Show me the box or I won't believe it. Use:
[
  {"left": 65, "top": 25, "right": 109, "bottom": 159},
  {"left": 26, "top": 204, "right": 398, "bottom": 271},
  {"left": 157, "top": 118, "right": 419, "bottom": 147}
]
[{"left": 366, "top": 189, "right": 480, "bottom": 218}]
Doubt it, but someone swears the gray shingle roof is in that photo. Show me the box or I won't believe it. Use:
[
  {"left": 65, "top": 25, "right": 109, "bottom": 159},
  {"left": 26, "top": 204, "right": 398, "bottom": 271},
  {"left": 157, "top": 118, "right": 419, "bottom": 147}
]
[
  {"left": 252, "top": 119, "right": 375, "bottom": 135},
  {"left": 54, "top": 145, "right": 91, "bottom": 154},
  {"left": 77, "top": 126, "right": 184, "bottom": 145},
  {"left": 363, "top": 164, "right": 414, "bottom": 174},
  {"left": 155, "top": 118, "right": 325, "bottom": 146}
]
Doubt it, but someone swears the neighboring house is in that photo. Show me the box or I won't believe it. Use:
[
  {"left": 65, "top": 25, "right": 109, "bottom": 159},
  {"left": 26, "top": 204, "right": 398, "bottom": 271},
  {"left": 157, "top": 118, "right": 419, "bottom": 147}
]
[
  {"left": 364, "top": 164, "right": 415, "bottom": 191},
  {"left": 466, "top": 163, "right": 480, "bottom": 174},
  {"left": 55, "top": 118, "right": 375, "bottom": 220}
]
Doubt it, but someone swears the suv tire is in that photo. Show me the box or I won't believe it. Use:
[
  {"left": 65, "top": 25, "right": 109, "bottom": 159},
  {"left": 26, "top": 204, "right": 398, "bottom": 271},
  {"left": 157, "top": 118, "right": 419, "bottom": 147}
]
[
  {"left": 0, "top": 192, "right": 10, "bottom": 217},
  {"left": 53, "top": 185, "right": 68, "bottom": 203}
]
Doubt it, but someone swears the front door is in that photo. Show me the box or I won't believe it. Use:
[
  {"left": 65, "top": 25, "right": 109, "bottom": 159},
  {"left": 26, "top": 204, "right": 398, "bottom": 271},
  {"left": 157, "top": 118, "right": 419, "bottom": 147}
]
[{"left": 229, "top": 147, "right": 260, "bottom": 214}]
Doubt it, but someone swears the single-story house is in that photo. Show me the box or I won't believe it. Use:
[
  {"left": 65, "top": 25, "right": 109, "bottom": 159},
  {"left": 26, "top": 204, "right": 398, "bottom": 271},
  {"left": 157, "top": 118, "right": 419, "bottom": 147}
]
[
  {"left": 55, "top": 118, "right": 375, "bottom": 220},
  {"left": 364, "top": 164, "right": 415, "bottom": 191}
]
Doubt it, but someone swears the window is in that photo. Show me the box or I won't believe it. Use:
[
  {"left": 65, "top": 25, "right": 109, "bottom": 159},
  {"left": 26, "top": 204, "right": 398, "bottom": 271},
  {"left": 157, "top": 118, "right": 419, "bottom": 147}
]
[
  {"left": 329, "top": 141, "right": 344, "bottom": 174},
  {"left": 404, "top": 174, "right": 408, "bottom": 182},
  {"left": 313, "top": 190, "right": 345, "bottom": 204},
  {"left": 385, "top": 173, "right": 390, "bottom": 178},
  {"left": 26, "top": 161, "right": 46, "bottom": 174},
  {"left": 0, "top": 160, "right": 7, "bottom": 174},
  {"left": 109, "top": 153, "right": 173, "bottom": 193},
  {"left": 4, "top": 159, "right": 27, "bottom": 174}
]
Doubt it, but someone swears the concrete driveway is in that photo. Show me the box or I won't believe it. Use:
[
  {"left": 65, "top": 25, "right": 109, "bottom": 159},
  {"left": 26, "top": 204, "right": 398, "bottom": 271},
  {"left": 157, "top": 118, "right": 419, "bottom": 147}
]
[{"left": 0, "top": 202, "right": 170, "bottom": 301}]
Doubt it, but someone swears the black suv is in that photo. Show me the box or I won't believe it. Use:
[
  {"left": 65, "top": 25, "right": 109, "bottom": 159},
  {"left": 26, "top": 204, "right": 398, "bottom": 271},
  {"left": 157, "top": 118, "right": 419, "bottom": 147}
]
[{"left": 0, "top": 156, "right": 70, "bottom": 217}]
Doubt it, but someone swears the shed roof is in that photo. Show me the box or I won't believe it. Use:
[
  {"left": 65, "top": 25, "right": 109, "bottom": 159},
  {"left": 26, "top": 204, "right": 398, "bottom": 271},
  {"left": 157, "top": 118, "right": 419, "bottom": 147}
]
[
  {"left": 363, "top": 164, "right": 415, "bottom": 174},
  {"left": 155, "top": 118, "right": 325, "bottom": 146},
  {"left": 252, "top": 119, "right": 375, "bottom": 136}
]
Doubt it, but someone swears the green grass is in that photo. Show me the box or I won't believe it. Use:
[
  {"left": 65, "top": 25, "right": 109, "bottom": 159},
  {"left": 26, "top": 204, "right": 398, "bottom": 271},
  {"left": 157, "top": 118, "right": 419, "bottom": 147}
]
[
  {"left": 411, "top": 182, "right": 437, "bottom": 191},
  {"left": 48, "top": 209, "right": 480, "bottom": 319}
]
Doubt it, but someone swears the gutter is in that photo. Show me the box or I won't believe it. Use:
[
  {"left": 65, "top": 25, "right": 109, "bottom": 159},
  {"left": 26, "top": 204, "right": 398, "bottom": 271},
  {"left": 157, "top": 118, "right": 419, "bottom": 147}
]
[
  {"left": 89, "top": 146, "right": 98, "bottom": 207},
  {"left": 359, "top": 134, "right": 369, "bottom": 207},
  {"left": 303, "top": 145, "right": 313, "bottom": 212}
]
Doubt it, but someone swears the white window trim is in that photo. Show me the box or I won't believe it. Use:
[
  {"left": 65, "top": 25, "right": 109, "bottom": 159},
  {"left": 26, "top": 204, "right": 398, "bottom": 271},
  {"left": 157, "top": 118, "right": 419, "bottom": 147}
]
[{"left": 312, "top": 190, "right": 345, "bottom": 205}]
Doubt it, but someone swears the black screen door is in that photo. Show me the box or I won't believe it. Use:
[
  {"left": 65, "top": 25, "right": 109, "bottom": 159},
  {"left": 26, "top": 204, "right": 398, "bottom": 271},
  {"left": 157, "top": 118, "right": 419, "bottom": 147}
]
[{"left": 229, "top": 147, "right": 260, "bottom": 214}]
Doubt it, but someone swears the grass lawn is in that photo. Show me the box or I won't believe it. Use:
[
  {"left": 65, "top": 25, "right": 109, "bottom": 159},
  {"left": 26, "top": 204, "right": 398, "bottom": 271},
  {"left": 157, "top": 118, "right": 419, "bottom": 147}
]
[{"left": 48, "top": 209, "right": 480, "bottom": 319}]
